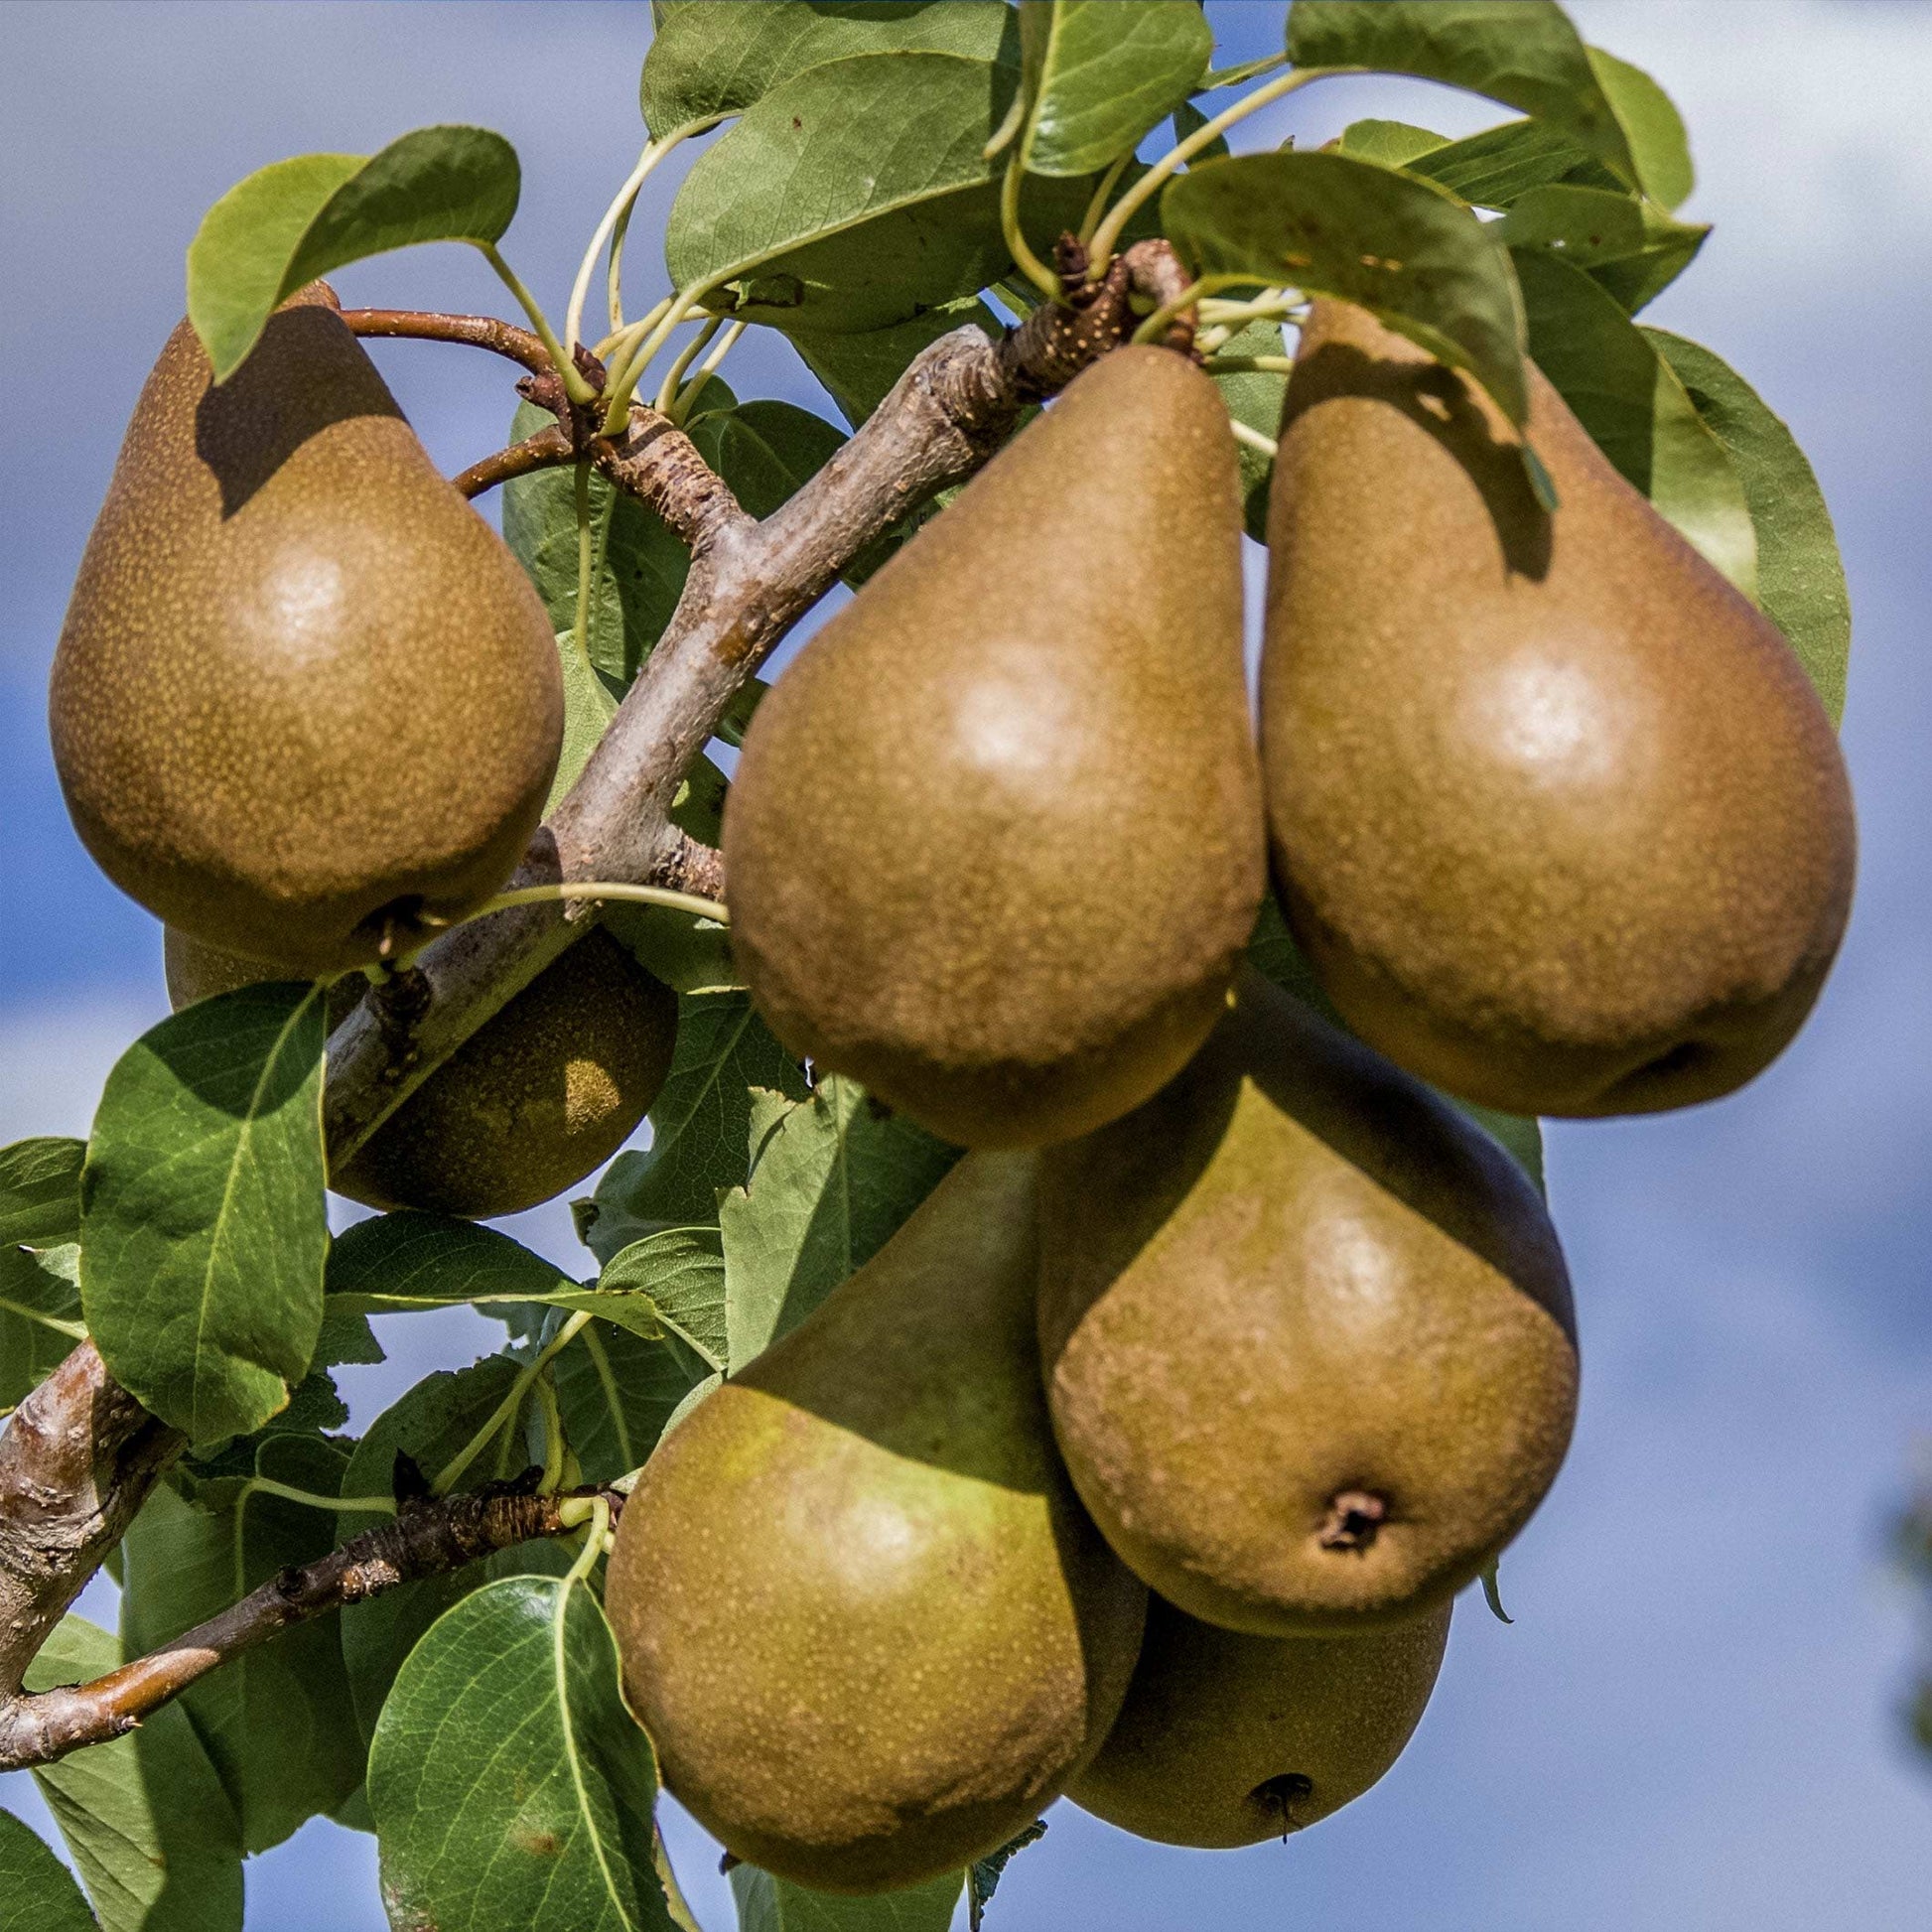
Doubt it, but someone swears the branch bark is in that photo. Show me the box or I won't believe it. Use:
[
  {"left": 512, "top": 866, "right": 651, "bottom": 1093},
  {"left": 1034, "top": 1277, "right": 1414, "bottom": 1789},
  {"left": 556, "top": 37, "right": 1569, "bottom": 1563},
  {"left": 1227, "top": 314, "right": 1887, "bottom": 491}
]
[
  {"left": 453, "top": 424, "right": 576, "bottom": 499},
  {"left": 0, "top": 1475, "right": 621, "bottom": 1772},
  {"left": 342, "top": 308, "right": 553, "bottom": 377}
]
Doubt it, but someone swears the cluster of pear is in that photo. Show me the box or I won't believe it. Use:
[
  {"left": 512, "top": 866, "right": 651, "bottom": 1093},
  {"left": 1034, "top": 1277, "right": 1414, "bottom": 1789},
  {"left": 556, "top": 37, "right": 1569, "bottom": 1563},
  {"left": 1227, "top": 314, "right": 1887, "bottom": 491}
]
[
  {"left": 51, "top": 286, "right": 679, "bottom": 1216},
  {"left": 606, "top": 309, "right": 1854, "bottom": 1891}
]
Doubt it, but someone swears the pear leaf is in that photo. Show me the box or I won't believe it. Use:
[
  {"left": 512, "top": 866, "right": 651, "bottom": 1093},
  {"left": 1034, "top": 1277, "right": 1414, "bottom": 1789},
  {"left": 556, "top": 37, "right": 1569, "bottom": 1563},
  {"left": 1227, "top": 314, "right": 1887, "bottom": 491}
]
[
  {"left": 1164, "top": 149, "right": 1528, "bottom": 425},
  {"left": 730, "top": 1863, "right": 964, "bottom": 1932},
  {"left": 0, "top": 1811, "right": 97, "bottom": 1932},
  {"left": 1500, "top": 184, "right": 1706, "bottom": 315},
  {"left": 1208, "top": 317, "right": 1289, "bottom": 541},
  {"left": 1586, "top": 45, "right": 1695, "bottom": 210},
  {"left": 368, "top": 1577, "right": 674, "bottom": 1932},
  {"left": 80, "top": 981, "right": 328, "bottom": 1444},
  {"left": 1018, "top": 0, "right": 1213, "bottom": 177},
  {"left": 968, "top": 1820, "right": 1048, "bottom": 1929},
  {"left": 188, "top": 126, "right": 521, "bottom": 379},
  {"left": 789, "top": 299, "right": 1001, "bottom": 427},
  {"left": 1646, "top": 331, "right": 1852, "bottom": 725},
  {"left": 552, "top": 1316, "right": 709, "bottom": 1485},
  {"left": 1399, "top": 117, "right": 1625, "bottom": 209},
  {"left": 0, "top": 1135, "right": 88, "bottom": 1406}
]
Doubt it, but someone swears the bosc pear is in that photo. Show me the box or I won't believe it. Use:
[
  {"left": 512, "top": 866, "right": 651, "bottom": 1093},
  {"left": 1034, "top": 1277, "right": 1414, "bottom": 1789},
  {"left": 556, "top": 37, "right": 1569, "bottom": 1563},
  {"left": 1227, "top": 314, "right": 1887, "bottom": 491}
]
[
  {"left": 723, "top": 345, "right": 1264, "bottom": 1150},
  {"left": 164, "top": 926, "right": 677, "bottom": 1218},
  {"left": 605, "top": 1153, "right": 1148, "bottom": 1893},
  {"left": 52, "top": 284, "right": 562, "bottom": 975},
  {"left": 1068, "top": 1593, "right": 1451, "bottom": 1847},
  {"left": 1260, "top": 299, "right": 1855, "bottom": 1118},
  {"left": 1037, "top": 969, "right": 1577, "bottom": 1635}
]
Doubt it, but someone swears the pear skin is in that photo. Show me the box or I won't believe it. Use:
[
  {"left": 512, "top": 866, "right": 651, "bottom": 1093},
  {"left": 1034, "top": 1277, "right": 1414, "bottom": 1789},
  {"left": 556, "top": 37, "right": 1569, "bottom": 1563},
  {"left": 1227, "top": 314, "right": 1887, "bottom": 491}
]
[
  {"left": 1069, "top": 1593, "right": 1450, "bottom": 1847},
  {"left": 723, "top": 345, "right": 1264, "bottom": 1150},
  {"left": 1038, "top": 969, "right": 1577, "bottom": 1635},
  {"left": 605, "top": 1153, "right": 1148, "bottom": 1892},
  {"left": 1260, "top": 298, "right": 1855, "bottom": 1117},
  {"left": 52, "top": 285, "right": 562, "bottom": 974}
]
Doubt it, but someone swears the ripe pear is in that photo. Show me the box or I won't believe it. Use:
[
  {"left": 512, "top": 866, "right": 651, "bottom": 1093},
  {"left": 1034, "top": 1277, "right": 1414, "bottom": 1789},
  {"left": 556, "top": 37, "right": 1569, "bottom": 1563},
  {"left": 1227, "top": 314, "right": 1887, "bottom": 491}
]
[
  {"left": 1261, "top": 298, "right": 1855, "bottom": 1117},
  {"left": 165, "top": 926, "right": 676, "bottom": 1219},
  {"left": 723, "top": 345, "right": 1264, "bottom": 1149},
  {"left": 1037, "top": 968, "right": 1577, "bottom": 1635},
  {"left": 605, "top": 1152, "right": 1148, "bottom": 1892},
  {"left": 1069, "top": 1593, "right": 1451, "bottom": 1847},
  {"left": 52, "top": 284, "right": 562, "bottom": 975}
]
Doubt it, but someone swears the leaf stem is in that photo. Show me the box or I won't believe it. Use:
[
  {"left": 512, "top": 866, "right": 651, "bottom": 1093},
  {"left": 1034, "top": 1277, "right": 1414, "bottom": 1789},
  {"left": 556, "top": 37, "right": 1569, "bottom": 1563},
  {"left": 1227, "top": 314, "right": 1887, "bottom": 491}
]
[
  {"left": 1228, "top": 419, "right": 1280, "bottom": 460},
  {"left": 1200, "top": 353, "right": 1297, "bottom": 375},
  {"left": 562, "top": 1493, "right": 611, "bottom": 1590},
  {"left": 476, "top": 241, "right": 595, "bottom": 406},
  {"left": 1076, "top": 152, "right": 1134, "bottom": 246},
  {"left": 671, "top": 319, "right": 745, "bottom": 424},
  {"left": 572, "top": 461, "right": 595, "bottom": 668},
  {"left": 1197, "top": 290, "right": 1306, "bottom": 329},
  {"left": 247, "top": 1477, "right": 398, "bottom": 1517},
  {"left": 567, "top": 133, "right": 683, "bottom": 355},
  {"left": 655, "top": 315, "right": 725, "bottom": 418},
  {"left": 536, "top": 1370, "right": 566, "bottom": 1494},
  {"left": 0, "top": 1298, "right": 86, "bottom": 1342},
  {"left": 1002, "top": 154, "right": 1064, "bottom": 303},
  {"left": 594, "top": 293, "right": 673, "bottom": 367},
  {"left": 1128, "top": 273, "right": 1248, "bottom": 346},
  {"left": 433, "top": 1311, "right": 593, "bottom": 1497},
  {"left": 465, "top": 881, "right": 729, "bottom": 925},
  {"left": 1087, "top": 66, "right": 1334, "bottom": 269},
  {"left": 610, "top": 120, "right": 720, "bottom": 336},
  {"left": 602, "top": 283, "right": 710, "bottom": 433}
]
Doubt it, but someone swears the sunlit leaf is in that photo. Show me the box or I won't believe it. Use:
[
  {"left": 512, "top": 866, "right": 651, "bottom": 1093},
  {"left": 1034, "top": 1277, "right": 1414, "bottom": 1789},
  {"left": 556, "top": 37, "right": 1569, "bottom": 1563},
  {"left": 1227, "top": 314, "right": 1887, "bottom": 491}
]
[
  {"left": 1018, "top": 0, "right": 1212, "bottom": 177},
  {"left": 1500, "top": 184, "right": 1705, "bottom": 314}
]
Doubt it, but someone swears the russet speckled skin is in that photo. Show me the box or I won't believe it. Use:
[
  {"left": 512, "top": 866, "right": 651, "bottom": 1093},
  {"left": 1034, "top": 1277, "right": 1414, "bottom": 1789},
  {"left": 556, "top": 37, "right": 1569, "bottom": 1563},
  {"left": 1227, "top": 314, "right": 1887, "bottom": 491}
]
[
  {"left": 1068, "top": 1592, "right": 1450, "bottom": 1847},
  {"left": 723, "top": 345, "right": 1265, "bottom": 1150},
  {"left": 1038, "top": 969, "right": 1577, "bottom": 1635},
  {"left": 166, "top": 925, "right": 675, "bottom": 1218},
  {"left": 605, "top": 1153, "right": 1148, "bottom": 1893},
  {"left": 1261, "top": 300, "right": 1856, "bottom": 1117},
  {"left": 52, "top": 287, "right": 562, "bottom": 975}
]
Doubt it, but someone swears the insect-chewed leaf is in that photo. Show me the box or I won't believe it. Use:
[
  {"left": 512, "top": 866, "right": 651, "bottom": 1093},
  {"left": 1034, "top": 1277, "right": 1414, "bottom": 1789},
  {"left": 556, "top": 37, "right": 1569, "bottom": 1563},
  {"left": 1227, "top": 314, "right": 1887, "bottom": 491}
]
[
  {"left": 1646, "top": 331, "right": 1852, "bottom": 725},
  {"left": 369, "top": 1577, "right": 673, "bottom": 1932},
  {"left": 720, "top": 1074, "right": 959, "bottom": 1371},
  {"left": 337, "top": 1357, "right": 568, "bottom": 1746},
  {"left": 26, "top": 1614, "right": 244, "bottom": 1932},
  {"left": 1500, "top": 184, "right": 1705, "bottom": 315},
  {"left": 1164, "top": 149, "right": 1528, "bottom": 424},
  {"left": 325, "top": 1211, "right": 666, "bottom": 1341},
  {"left": 1017, "top": 0, "right": 1212, "bottom": 177},
  {"left": 119, "top": 1435, "right": 364, "bottom": 1854},
  {"left": 640, "top": 0, "right": 1016, "bottom": 140},
  {"left": 1513, "top": 248, "right": 1755, "bottom": 597},
  {"left": 587, "top": 992, "right": 808, "bottom": 1258},
  {"left": 0, "top": 1810, "right": 97, "bottom": 1932},
  {"left": 187, "top": 125, "right": 521, "bottom": 380},
  {"left": 79, "top": 981, "right": 328, "bottom": 1445},
  {"left": 730, "top": 1863, "right": 964, "bottom": 1932}
]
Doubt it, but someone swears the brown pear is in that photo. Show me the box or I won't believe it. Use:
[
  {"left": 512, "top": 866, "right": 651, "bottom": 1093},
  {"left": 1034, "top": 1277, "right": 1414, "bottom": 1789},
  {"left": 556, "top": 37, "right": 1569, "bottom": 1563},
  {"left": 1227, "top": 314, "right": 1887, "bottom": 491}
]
[
  {"left": 722, "top": 345, "right": 1264, "bottom": 1149},
  {"left": 1038, "top": 968, "right": 1577, "bottom": 1634},
  {"left": 1069, "top": 1593, "right": 1451, "bottom": 1847},
  {"left": 52, "top": 285, "right": 561, "bottom": 975},
  {"left": 605, "top": 1153, "right": 1148, "bottom": 1893},
  {"left": 165, "top": 926, "right": 676, "bottom": 1219},
  {"left": 1260, "top": 298, "right": 1855, "bottom": 1117}
]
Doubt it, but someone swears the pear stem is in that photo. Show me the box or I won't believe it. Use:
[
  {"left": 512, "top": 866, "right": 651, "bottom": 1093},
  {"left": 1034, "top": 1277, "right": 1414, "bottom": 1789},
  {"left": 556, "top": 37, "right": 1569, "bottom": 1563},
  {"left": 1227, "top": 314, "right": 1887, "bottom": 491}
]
[
  {"left": 1228, "top": 420, "right": 1280, "bottom": 460},
  {"left": 1002, "top": 155, "right": 1065, "bottom": 303}
]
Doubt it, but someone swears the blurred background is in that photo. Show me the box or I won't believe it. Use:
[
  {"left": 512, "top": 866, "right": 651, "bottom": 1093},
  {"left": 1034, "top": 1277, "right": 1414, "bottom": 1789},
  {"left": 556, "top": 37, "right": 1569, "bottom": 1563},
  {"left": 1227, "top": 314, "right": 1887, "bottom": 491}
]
[{"left": 2, "top": 3, "right": 1930, "bottom": 1927}]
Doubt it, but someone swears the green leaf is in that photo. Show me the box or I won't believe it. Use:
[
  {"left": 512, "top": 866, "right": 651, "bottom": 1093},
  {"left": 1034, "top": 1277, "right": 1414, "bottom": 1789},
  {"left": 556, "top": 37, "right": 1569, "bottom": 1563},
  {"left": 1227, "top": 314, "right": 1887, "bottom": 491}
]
[
  {"left": 596, "top": 1227, "right": 729, "bottom": 1370},
  {"left": 641, "top": 0, "right": 1016, "bottom": 140},
  {"left": 664, "top": 52, "right": 1096, "bottom": 335},
  {"left": 1513, "top": 248, "right": 1755, "bottom": 596},
  {"left": 1286, "top": 1, "right": 1639, "bottom": 188},
  {"left": 119, "top": 1435, "right": 364, "bottom": 1853},
  {"left": 587, "top": 992, "right": 808, "bottom": 1256},
  {"left": 0, "top": 1239, "right": 83, "bottom": 1408},
  {"left": 731, "top": 1864, "right": 963, "bottom": 1932},
  {"left": 0, "top": 1810, "right": 97, "bottom": 1932},
  {"left": 1171, "top": 98, "right": 1231, "bottom": 164},
  {"left": 720, "top": 1074, "right": 958, "bottom": 1369},
  {"left": 1209, "top": 316, "right": 1289, "bottom": 541},
  {"left": 327, "top": 1212, "right": 672, "bottom": 1341},
  {"left": 547, "top": 630, "right": 624, "bottom": 816},
  {"left": 1646, "top": 332, "right": 1852, "bottom": 725},
  {"left": 968, "top": 1820, "right": 1047, "bottom": 1930},
  {"left": 1018, "top": 0, "right": 1213, "bottom": 177},
  {"left": 0, "top": 1136, "right": 85, "bottom": 1247},
  {"left": 688, "top": 401, "right": 847, "bottom": 517},
  {"left": 1404, "top": 116, "right": 1624, "bottom": 209},
  {"left": 187, "top": 127, "right": 521, "bottom": 380},
  {"left": 552, "top": 1317, "right": 708, "bottom": 1485},
  {"left": 790, "top": 298, "right": 1001, "bottom": 427},
  {"left": 26, "top": 1616, "right": 244, "bottom": 1932},
  {"left": 1337, "top": 117, "right": 1449, "bottom": 169},
  {"left": 369, "top": 1576, "right": 673, "bottom": 1932},
  {"left": 80, "top": 982, "right": 328, "bottom": 1444},
  {"left": 1499, "top": 184, "right": 1706, "bottom": 314},
  {"left": 1586, "top": 45, "right": 1695, "bottom": 210},
  {"left": 337, "top": 1357, "right": 565, "bottom": 1746},
  {"left": 1164, "top": 149, "right": 1528, "bottom": 424}
]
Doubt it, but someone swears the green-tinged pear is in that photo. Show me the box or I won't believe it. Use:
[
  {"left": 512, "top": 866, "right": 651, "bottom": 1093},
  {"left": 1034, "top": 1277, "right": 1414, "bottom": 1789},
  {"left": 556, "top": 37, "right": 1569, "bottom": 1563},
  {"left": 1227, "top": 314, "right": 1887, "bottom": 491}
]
[
  {"left": 605, "top": 1153, "right": 1148, "bottom": 1892},
  {"left": 1038, "top": 969, "right": 1577, "bottom": 1634},
  {"left": 53, "top": 284, "right": 562, "bottom": 975},
  {"left": 165, "top": 926, "right": 676, "bottom": 1219},
  {"left": 723, "top": 345, "right": 1264, "bottom": 1149},
  {"left": 1069, "top": 1593, "right": 1451, "bottom": 1847},
  {"left": 1260, "top": 298, "right": 1855, "bottom": 1117}
]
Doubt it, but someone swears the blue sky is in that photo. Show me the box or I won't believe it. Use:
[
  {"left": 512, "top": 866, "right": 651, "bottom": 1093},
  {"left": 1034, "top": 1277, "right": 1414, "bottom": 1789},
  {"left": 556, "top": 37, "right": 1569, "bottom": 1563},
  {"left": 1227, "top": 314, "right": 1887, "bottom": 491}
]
[{"left": 3, "top": 4, "right": 1931, "bottom": 1928}]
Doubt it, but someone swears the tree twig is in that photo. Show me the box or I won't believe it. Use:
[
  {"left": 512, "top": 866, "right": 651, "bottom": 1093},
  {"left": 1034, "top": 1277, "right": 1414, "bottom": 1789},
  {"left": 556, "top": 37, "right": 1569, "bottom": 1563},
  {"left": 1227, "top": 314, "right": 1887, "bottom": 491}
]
[
  {"left": 341, "top": 308, "right": 554, "bottom": 376},
  {"left": 453, "top": 423, "right": 577, "bottom": 499},
  {"left": 0, "top": 1475, "right": 622, "bottom": 1772}
]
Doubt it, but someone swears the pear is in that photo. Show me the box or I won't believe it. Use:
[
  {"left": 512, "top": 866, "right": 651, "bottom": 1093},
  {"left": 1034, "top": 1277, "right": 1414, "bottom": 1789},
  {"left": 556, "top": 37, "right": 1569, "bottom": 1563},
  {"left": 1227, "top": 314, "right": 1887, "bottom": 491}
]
[
  {"left": 605, "top": 1152, "right": 1148, "bottom": 1892},
  {"left": 1037, "top": 968, "right": 1577, "bottom": 1635},
  {"left": 1069, "top": 1593, "right": 1451, "bottom": 1847},
  {"left": 52, "top": 284, "right": 562, "bottom": 975},
  {"left": 165, "top": 926, "right": 676, "bottom": 1219},
  {"left": 722, "top": 345, "right": 1264, "bottom": 1149},
  {"left": 1260, "top": 298, "right": 1855, "bottom": 1117}
]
